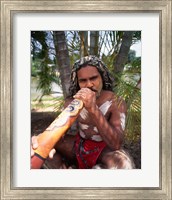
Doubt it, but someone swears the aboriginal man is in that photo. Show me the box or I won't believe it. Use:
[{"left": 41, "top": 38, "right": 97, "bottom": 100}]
[{"left": 31, "top": 55, "right": 135, "bottom": 169}]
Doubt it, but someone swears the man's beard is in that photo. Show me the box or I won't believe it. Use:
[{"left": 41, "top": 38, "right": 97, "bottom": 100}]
[{"left": 89, "top": 88, "right": 101, "bottom": 98}]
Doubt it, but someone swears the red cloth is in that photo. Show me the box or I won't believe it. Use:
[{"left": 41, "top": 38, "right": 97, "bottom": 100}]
[{"left": 74, "top": 133, "right": 106, "bottom": 169}]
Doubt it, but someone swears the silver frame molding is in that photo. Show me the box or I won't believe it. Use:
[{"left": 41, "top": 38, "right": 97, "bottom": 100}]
[{"left": 0, "top": 0, "right": 171, "bottom": 199}]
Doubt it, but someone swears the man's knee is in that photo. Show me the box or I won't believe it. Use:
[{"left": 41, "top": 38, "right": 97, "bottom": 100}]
[{"left": 100, "top": 149, "right": 135, "bottom": 169}]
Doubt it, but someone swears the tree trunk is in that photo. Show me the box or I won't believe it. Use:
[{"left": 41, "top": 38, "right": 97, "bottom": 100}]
[
  {"left": 90, "top": 31, "right": 99, "bottom": 56},
  {"left": 113, "top": 31, "right": 134, "bottom": 73},
  {"left": 79, "top": 31, "right": 88, "bottom": 57},
  {"left": 53, "top": 31, "right": 71, "bottom": 98}
]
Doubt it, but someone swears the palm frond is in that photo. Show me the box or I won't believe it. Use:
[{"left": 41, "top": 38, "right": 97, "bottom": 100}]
[{"left": 114, "top": 73, "right": 141, "bottom": 142}]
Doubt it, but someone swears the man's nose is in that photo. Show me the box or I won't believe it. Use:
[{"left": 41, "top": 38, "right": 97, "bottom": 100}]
[{"left": 86, "top": 80, "right": 93, "bottom": 88}]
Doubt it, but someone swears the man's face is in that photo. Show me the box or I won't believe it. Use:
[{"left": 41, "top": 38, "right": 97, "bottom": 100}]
[{"left": 77, "top": 65, "right": 103, "bottom": 97}]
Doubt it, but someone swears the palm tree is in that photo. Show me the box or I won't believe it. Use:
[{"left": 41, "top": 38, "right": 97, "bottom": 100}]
[
  {"left": 113, "top": 31, "right": 134, "bottom": 73},
  {"left": 79, "top": 31, "right": 88, "bottom": 57},
  {"left": 53, "top": 31, "right": 71, "bottom": 98},
  {"left": 90, "top": 31, "right": 99, "bottom": 55}
]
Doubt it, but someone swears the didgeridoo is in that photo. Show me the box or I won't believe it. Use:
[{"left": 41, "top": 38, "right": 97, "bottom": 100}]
[{"left": 31, "top": 99, "right": 83, "bottom": 169}]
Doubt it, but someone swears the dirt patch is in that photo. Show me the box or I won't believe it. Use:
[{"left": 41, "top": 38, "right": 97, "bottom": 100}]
[{"left": 31, "top": 112, "right": 57, "bottom": 136}]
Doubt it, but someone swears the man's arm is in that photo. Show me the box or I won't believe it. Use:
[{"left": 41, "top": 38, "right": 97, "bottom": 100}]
[
  {"left": 89, "top": 99, "right": 126, "bottom": 150},
  {"left": 74, "top": 88, "right": 127, "bottom": 150}
]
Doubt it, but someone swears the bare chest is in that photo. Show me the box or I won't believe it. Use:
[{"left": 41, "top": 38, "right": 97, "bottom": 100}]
[{"left": 78, "top": 100, "right": 112, "bottom": 141}]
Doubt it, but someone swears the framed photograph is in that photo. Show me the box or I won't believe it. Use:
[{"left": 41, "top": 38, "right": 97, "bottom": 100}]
[{"left": 1, "top": 0, "right": 171, "bottom": 199}]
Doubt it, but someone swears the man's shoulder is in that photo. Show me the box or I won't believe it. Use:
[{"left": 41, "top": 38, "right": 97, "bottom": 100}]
[
  {"left": 101, "top": 90, "right": 120, "bottom": 102},
  {"left": 101, "top": 90, "right": 114, "bottom": 98},
  {"left": 101, "top": 90, "right": 126, "bottom": 110}
]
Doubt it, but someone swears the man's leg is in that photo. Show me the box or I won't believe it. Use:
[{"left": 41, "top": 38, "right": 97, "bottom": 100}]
[
  {"left": 42, "top": 134, "right": 77, "bottom": 169},
  {"left": 54, "top": 134, "right": 77, "bottom": 167}
]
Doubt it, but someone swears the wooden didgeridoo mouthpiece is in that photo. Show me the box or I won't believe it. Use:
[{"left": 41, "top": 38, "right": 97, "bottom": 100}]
[{"left": 31, "top": 99, "right": 83, "bottom": 169}]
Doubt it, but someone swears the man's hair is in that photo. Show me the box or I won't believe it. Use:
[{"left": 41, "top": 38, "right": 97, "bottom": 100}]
[{"left": 68, "top": 55, "right": 114, "bottom": 97}]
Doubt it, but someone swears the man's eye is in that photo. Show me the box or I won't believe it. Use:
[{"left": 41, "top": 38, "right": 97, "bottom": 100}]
[
  {"left": 90, "top": 76, "right": 97, "bottom": 81},
  {"left": 79, "top": 79, "right": 86, "bottom": 83}
]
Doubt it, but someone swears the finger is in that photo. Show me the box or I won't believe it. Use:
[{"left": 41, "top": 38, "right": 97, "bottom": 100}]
[
  {"left": 31, "top": 147, "right": 35, "bottom": 157},
  {"left": 49, "top": 148, "right": 56, "bottom": 159},
  {"left": 31, "top": 136, "right": 39, "bottom": 149},
  {"left": 76, "top": 89, "right": 95, "bottom": 98},
  {"left": 73, "top": 93, "right": 85, "bottom": 100},
  {"left": 80, "top": 88, "right": 90, "bottom": 92},
  {"left": 78, "top": 93, "right": 86, "bottom": 99},
  {"left": 81, "top": 88, "right": 96, "bottom": 93},
  {"left": 60, "top": 163, "right": 67, "bottom": 169}
]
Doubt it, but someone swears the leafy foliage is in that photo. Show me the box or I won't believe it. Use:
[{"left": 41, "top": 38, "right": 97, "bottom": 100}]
[
  {"left": 115, "top": 78, "right": 141, "bottom": 142},
  {"left": 31, "top": 31, "right": 60, "bottom": 101},
  {"left": 114, "top": 56, "right": 141, "bottom": 142}
]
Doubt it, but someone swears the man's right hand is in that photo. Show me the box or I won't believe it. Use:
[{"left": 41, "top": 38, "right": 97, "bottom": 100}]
[{"left": 31, "top": 135, "right": 56, "bottom": 159}]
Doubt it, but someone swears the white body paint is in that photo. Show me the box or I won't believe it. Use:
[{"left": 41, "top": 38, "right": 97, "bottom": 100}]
[
  {"left": 79, "top": 108, "right": 88, "bottom": 120},
  {"left": 79, "top": 100, "right": 112, "bottom": 141},
  {"left": 120, "top": 113, "right": 126, "bottom": 131}
]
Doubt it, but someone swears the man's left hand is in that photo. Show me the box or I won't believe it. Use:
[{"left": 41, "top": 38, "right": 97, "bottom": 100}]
[{"left": 73, "top": 88, "right": 97, "bottom": 112}]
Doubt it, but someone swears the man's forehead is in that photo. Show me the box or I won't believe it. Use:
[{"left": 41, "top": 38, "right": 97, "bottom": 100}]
[{"left": 77, "top": 65, "right": 99, "bottom": 76}]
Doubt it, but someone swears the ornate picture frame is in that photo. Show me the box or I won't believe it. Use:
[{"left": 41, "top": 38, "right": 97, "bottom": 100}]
[{"left": 1, "top": 0, "right": 171, "bottom": 199}]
